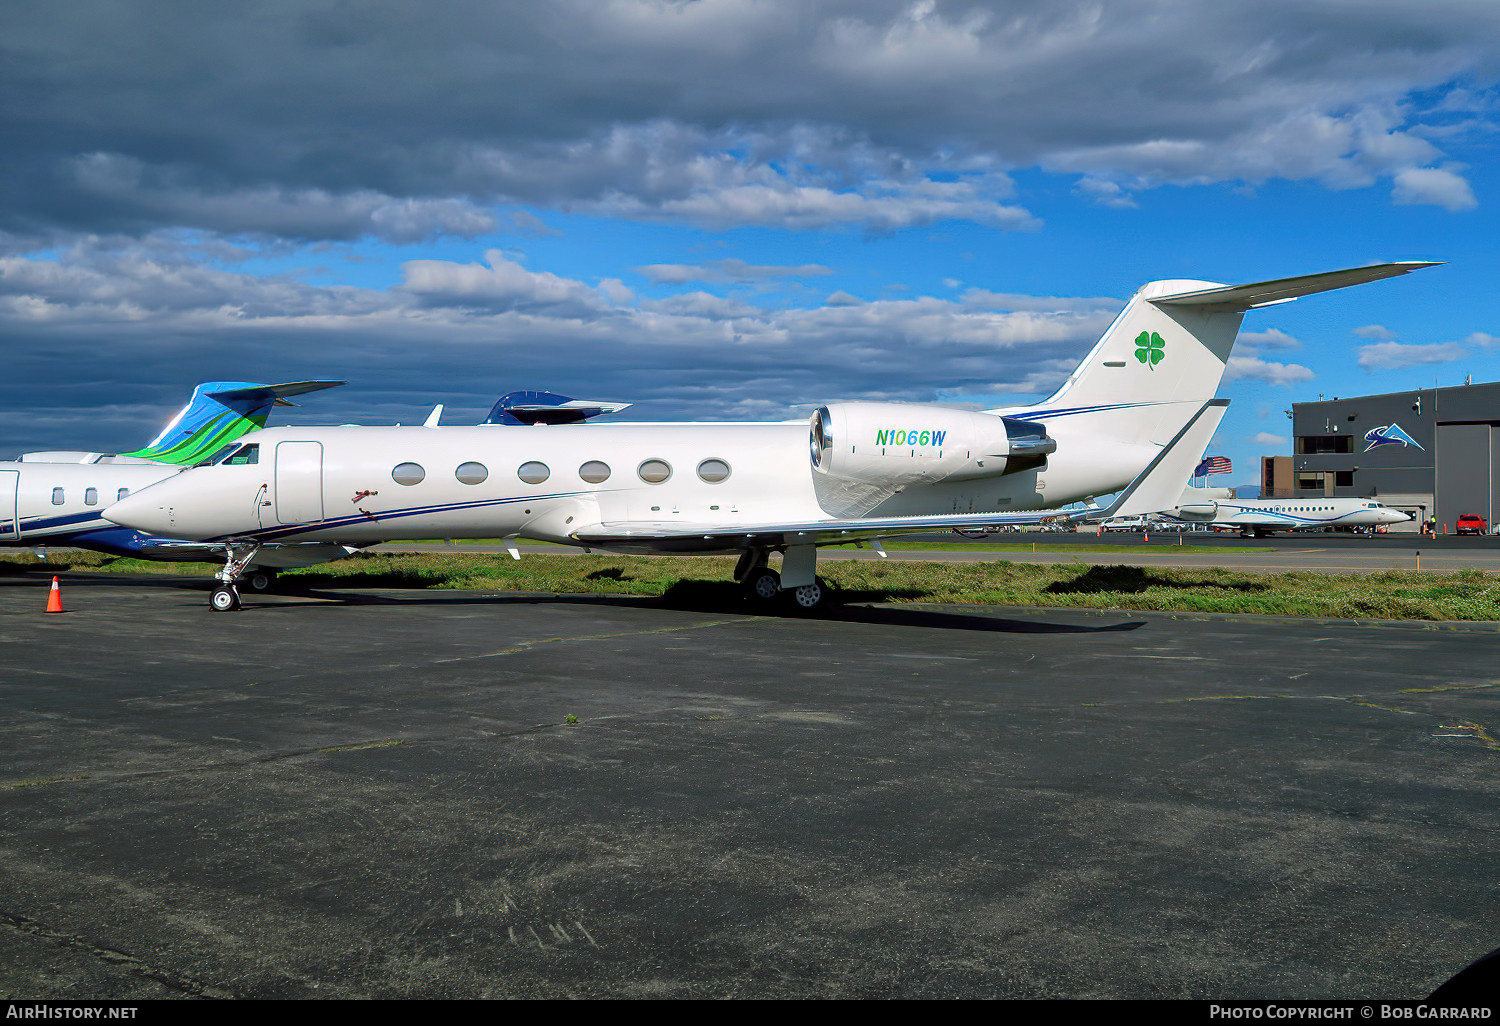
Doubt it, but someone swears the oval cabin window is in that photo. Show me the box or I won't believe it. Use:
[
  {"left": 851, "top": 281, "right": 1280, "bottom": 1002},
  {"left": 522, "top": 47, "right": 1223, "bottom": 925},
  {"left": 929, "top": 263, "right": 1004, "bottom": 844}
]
[
  {"left": 455, "top": 461, "right": 488, "bottom": 485},
  {"left": 637, "top": 459, "right": 672, "bottom": 484},
  {"left": 518, "top": 461, "right": 551, "bottom": 485},
  {"left": 392, "top": 462, "right": 426, "bottom": 485},
  {"left": 696, "top": 458, "right": 731, "bottom": 483},
  {"left": 579, "top": 460, "right": 611, "bottom": 484}
]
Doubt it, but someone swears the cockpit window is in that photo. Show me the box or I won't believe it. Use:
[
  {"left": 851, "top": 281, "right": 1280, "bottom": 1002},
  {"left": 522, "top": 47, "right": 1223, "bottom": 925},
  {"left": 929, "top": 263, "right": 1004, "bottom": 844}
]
[
  {"left": 224, "top": 444, "right": 259, "bottom": 466},
  {"left": 194, "top": 442, "right": 259, "bottom": 467},
  {"left": 194, "top": 444, "right": 237, "bottom": 467}
]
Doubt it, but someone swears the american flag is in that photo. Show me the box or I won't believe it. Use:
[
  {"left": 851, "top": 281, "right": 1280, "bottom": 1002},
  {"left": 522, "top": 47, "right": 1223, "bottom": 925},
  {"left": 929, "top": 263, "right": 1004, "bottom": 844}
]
[{"left": 1195, "top": 456, "right": 1232, "bottom": 476}]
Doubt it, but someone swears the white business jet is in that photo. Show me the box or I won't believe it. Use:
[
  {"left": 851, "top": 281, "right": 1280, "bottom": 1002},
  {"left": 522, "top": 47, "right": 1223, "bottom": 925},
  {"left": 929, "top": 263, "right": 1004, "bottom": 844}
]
[
  {"left": 1165, "top": 495, "right": 1411, "bottom": 536},
  {"left": 104, "top": 261, "right": 1438, "bottom": 612},
  {"left": 1, "top": 380, "right": 348, "bottom": 589}
]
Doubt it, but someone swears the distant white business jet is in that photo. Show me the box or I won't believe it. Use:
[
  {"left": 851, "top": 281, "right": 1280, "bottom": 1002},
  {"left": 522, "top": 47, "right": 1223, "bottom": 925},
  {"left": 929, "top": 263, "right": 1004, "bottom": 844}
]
[
  {"left": 1165, "top": 495, "right": 1411, "bottom": 537},
  {"left": 104, "top": 261, "right": 1439, "bottom": 612}
]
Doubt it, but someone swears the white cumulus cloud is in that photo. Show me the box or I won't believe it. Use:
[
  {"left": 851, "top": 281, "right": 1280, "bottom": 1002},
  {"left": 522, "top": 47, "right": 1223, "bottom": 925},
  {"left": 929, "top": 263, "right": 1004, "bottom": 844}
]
[
  {"left": 1391, "top": 166, "right": 1478, "bottom": 211},
  {"left": 1357, "top": 340, "right": 1467, "bottom": 370}
]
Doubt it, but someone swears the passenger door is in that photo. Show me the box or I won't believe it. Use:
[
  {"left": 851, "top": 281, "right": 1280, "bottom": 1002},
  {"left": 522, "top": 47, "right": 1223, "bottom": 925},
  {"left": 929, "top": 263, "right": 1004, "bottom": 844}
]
[
  {"left": 0, "top": 470, "right": 16, "bottom": 540},
  {"left": 274, "top": 442, "right": 325, "bottom": 526}
]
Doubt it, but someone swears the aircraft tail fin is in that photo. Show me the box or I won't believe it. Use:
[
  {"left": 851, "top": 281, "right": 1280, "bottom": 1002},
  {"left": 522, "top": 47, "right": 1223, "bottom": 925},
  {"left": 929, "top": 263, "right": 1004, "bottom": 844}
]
[
  {"left": 120, "top": 380, "right": 344, "bottom": 464},
  {"left": 1011, "top": 261, "right": 1438, "bottom": 449}
]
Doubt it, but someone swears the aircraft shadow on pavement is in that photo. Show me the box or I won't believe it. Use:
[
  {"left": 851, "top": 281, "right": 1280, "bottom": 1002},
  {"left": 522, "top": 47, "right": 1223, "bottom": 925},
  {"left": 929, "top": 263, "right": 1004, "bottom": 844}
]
[
  {"left": 273, "top": 577, "right": 1148, "bottom": 635},
  {"left": 1043, "top": 564, "right": 1267, "bottom": 595},
  {"left": 2, "top": 566, "right": 1146, "bottom": 635}
]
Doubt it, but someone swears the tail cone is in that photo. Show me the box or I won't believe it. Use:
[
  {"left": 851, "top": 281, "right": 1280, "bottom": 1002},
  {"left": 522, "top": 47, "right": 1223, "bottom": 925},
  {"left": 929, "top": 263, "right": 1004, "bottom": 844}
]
[{"left": 45, "top": 576, "right": 64, "bottom": 614}]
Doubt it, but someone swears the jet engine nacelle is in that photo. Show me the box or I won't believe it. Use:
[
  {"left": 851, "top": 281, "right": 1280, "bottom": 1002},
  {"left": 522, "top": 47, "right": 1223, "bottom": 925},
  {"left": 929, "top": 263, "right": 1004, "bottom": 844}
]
[
  {"left": 809, "top": 402, "right": 1054, "bottom": 487},
  {"left": 1175, "top": 502, "right": 1220, "bottom": 517}
]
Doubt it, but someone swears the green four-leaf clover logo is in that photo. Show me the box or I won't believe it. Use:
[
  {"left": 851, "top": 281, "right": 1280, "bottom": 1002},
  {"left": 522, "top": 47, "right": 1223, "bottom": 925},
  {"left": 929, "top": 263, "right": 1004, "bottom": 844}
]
[{"left": 1135, "top": 330, "right": 1165, "bottom": 369}]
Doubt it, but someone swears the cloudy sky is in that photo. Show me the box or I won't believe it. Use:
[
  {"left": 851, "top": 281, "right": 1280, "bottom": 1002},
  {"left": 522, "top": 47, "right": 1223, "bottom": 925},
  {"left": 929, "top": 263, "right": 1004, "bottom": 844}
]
[{"left": 4, "top": 0, "right": 1499, "bottom": 488}]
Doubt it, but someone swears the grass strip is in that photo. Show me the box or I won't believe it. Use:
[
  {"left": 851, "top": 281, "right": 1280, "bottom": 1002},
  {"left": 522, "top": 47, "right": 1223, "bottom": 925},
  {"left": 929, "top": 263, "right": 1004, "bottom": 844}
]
[
  {"left": 379, "top": 539, "right": 1259, "bottom": 554},
  {"left": 6, "top": 550, "right": 1500, "bottom": 621}
]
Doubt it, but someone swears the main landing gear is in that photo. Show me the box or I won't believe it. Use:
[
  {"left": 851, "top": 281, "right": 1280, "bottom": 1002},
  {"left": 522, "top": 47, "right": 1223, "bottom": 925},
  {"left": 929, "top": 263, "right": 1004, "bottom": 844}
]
[
  {"left": 209, "top": 540, "right": 262, "bottom": 612},
  {"left": 734, "top": 546, "right": 832, "bottom": 614},
  {"left": 243, "top": 568, "right": 277, "bottom": 593}
]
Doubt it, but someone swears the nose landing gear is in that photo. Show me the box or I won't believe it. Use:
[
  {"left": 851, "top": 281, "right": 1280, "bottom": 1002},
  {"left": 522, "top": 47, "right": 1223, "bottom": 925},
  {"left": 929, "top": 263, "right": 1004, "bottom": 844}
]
[{"left": 209, "top": 539, "right": 262, "bottom": 612}]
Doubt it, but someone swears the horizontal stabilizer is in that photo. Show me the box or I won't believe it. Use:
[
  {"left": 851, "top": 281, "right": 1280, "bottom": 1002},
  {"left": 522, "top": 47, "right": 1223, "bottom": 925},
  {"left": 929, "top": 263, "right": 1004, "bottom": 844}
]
[
  {"left": 485, "top": 390, "right": 632, "bottom": 426},
  {"left": 206, "top": 380, "right": 345, "bottom": 407},
  {"left": 1153, "top": 261, "right": 1440, "bottom": 311}
]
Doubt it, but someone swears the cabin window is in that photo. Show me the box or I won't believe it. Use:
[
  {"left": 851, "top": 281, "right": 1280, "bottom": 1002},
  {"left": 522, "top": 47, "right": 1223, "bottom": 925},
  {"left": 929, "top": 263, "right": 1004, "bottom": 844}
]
[
  {"left": 51, "top": 487, "right": 64, "bottom": 505},
  {"left": 225, "top": 444, "right": 259, "bottom": 466},
  {"left": 518, "top": 461, "right": 550, "bottom": 485},
  {"left": 84, "top": 488, "right": 98, "bottom": 506},
  {"left": 117, "top": 488, "right": 130, "bottom": 502},
  {"left": 455, "top": 462, "right": 488, "bottom": 485},
  {"left": 579, "top": 460, "right": 611, "bottom": 484},
  {"left": 637, "top": 459, "right": 672, "bottom": 484},
  {"left": 696, "top": 458, "right": 731, "bottom": 483},
  {"left": 392, "top": 462, "right": 426, "bottom": 486}
]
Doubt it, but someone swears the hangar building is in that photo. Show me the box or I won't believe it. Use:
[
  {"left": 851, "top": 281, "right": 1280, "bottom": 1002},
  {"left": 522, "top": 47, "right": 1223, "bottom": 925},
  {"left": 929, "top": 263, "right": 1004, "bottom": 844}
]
[{"left": 1267, "top": 381, "right": 1500, "bottom": 532}]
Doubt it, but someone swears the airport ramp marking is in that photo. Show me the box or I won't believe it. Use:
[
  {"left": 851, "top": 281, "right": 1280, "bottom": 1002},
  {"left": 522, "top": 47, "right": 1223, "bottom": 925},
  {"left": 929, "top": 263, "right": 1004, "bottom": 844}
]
[
  {"left": 1435, "top": 721, "right": 1499, "bottom": 749},
  {"left": 1399, "top": 682, "right": 1500, "bottom": 694}
]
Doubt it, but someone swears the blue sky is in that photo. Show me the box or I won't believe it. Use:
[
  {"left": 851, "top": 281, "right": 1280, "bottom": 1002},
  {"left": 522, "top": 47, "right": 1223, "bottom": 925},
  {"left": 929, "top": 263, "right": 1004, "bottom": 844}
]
[{"left": 3, "top": 0, "right": 1499, "bottom": 493}]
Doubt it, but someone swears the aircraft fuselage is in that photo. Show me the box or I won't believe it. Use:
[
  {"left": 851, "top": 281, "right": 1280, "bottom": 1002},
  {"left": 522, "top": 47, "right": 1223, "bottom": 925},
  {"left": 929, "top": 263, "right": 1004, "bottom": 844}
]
[{"left": 105, "top": 418, "right": 1147, "bottom": 551}]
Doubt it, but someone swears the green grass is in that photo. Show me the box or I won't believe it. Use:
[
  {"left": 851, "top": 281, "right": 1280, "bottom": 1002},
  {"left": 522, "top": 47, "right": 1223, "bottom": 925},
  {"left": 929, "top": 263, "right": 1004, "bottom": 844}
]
[
  {"left": 833, "top": 540, "right": 1261, "bottom": 554},
  {"left": 382, "top": 538, "right": 1256, "bottom": 554},
  {"left": 8, "top": 550, "right": 1500, "bottom": 621}
]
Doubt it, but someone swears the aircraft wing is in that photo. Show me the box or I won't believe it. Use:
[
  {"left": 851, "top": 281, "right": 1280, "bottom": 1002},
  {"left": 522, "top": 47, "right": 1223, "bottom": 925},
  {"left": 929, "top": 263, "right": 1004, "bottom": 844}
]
[
  {"left": 139, "top": 539, "right": 359, "bottom": 568},
  {"left": 572, "top": 506, "right": 1093, "bottom": 551},
  {"left": 573, "top": 400, "right": 1226, "bottom": 550}
]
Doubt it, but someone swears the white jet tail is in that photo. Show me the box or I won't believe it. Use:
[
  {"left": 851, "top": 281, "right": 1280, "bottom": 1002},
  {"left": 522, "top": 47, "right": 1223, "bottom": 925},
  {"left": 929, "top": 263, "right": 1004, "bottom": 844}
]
[{"left": 1010, "top": 262, "right": 1439, "bottom": 448}]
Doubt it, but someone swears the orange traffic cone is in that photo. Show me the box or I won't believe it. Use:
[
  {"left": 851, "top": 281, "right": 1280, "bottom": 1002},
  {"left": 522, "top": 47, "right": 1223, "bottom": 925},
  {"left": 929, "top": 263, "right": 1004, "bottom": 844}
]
[{"left": 44, "top": 576, "right": 64, "bottom": 614}]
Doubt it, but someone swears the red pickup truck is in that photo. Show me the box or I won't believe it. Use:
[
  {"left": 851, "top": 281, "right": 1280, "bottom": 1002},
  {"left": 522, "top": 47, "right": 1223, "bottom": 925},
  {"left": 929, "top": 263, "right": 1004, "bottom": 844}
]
[{"left": 1456, "top": 514, "right": 1487, "bottom": 535}]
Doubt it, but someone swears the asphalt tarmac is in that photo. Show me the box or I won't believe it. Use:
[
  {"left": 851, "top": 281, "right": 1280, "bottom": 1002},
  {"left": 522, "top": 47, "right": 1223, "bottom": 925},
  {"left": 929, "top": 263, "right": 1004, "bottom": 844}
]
[{"left": 1, "top": 573, "right": 1497, "bottom": 999}]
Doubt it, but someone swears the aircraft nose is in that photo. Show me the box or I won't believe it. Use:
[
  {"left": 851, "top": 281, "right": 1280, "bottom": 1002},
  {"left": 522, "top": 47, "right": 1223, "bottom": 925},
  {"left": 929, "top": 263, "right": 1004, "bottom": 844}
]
[
  {"left": 105, "top": 483, "right": 181, "bottom": 535},
  {"left": 1384, "top": 509, "right": 1411, "bottom": 523}
]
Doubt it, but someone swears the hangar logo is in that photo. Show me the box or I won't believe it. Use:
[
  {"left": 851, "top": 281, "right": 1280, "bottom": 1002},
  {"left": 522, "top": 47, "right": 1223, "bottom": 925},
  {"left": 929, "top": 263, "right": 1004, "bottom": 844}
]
[{"left": 1363, "top": 423, "right": 1424, "bottom": 452}]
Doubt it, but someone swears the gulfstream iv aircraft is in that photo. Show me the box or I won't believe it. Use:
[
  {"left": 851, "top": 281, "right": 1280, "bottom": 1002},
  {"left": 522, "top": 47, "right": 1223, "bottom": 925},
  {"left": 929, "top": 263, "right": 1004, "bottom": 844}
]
[
  {"left": 1, "top": 380, "right": 347, "bottom": 586},
  {"left": 104, "top": 262, "right": 1438, "bottom": 612},
  {"left": 1165, "top": 495, "right": 1411, "bottom": 536}
]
